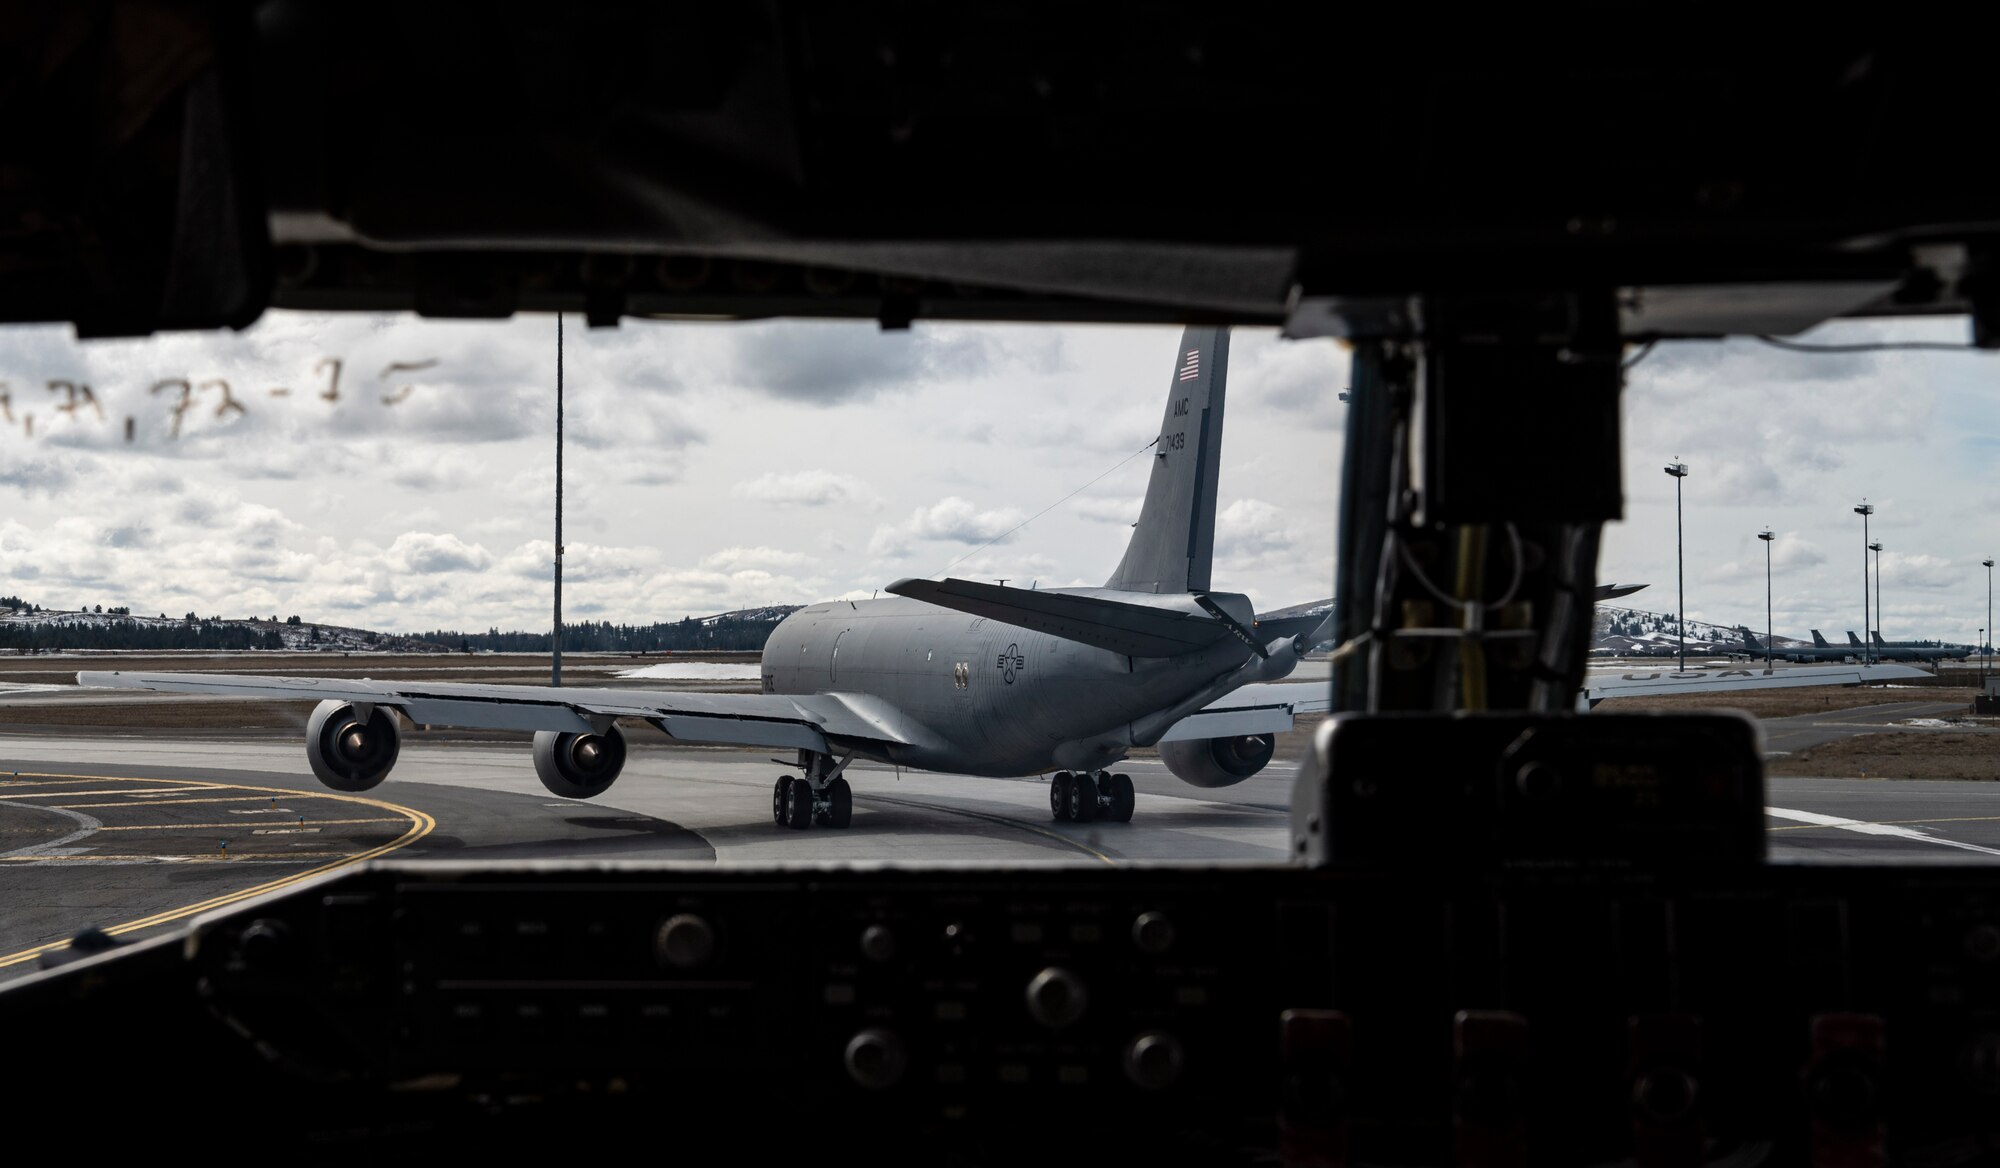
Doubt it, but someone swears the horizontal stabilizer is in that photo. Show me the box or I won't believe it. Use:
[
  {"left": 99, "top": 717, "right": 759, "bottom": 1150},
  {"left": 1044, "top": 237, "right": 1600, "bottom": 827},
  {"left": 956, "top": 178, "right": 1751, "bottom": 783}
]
[
  {"left": 885, "top": 578, "right": 1234, "bottom": 657},
  {"left": 1253, "top": 610, "right": 1333, "bottom": 645}
]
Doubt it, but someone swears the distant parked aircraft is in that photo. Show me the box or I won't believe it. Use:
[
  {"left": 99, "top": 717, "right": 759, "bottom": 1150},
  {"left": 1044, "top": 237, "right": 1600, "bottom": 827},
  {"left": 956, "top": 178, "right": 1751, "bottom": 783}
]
[
  {"left": 1853, "top": 630, "right": 1970, "bottom": 662},
  {"left": 1742, "top": 628, "right": 1857, "bottom": 664}
]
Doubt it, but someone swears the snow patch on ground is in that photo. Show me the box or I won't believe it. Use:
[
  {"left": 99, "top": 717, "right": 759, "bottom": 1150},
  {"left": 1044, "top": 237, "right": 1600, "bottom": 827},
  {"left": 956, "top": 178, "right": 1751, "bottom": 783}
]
[{"left": 618, "top": 663, "right": 763, "bottom": 680}]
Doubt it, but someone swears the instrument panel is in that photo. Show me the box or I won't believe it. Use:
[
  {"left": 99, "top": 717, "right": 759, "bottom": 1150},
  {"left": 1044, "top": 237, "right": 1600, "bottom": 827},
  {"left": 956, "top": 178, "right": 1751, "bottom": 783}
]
[{"left": 9, "top": 860, "right": 2000, "bottom": 1162}]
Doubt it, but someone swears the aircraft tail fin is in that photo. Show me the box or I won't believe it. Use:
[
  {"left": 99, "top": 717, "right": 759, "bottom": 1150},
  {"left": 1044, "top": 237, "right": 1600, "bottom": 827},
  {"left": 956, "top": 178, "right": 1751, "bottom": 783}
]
[
  {"left": 1872, "top": 630, "right": 1886, "bottom": 645},
  {"left": 1847, "top": 631, "right": 1863, "bottom": 646},
  {"left": 1104, "top": 326, "right": 1229, "bottom": 594},
  {"left": 1740, "top": 626, "right": 1764, "bottom": 651},
  {"left": 1812, "top": 629, "right": 1831, "bottom": 647}
]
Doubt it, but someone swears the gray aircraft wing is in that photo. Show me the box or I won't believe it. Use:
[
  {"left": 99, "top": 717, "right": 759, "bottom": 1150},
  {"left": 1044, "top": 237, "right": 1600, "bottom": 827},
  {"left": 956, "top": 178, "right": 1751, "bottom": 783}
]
[
  {"left": 1156, "top": 681, "right": 1329, "bottom": 742},
  {"left": 885, "top": 577, "right": 1235, "bottom": 657},
  {"left": 75, "top": 671, "right": 930, "bottom": 754},
  {"left": 1582, "top": 662, "right": 1930, "bottom": 703}
]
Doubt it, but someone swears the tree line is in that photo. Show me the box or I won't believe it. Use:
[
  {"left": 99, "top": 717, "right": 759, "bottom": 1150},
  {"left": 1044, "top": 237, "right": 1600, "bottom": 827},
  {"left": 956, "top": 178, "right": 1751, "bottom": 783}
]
[
  {"left": 1, "top": 620, "right": 285, "bottom": 652},
  {"left": 411, "top": 614, "right": 794, "bottom": 654}
]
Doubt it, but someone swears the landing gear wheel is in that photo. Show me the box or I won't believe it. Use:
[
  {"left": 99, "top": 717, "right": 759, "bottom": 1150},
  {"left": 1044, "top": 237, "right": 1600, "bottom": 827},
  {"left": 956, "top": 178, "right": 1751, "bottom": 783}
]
[
  {"left": 827, "top": 777, "right": 853, "bottom": 828},
  {"left": 1068, "top": 772, "right": 1101, "bottom": 822},
  {"left": 1108, "top": 773, "right": 1136, "bottom": 823},
  {"left": 1051, "top": 772, "right": 1073, "bottom": 822},
  {"left": 774, "top": 776, "right": 794, "bottom": 827},
  {"left": 786, "top": 778, "right": 815, "bottom": 830}
]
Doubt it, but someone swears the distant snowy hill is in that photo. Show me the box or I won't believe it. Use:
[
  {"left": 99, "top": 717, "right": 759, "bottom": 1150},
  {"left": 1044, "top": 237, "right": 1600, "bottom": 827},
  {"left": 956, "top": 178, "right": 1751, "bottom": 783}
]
[
  {"left": 699, "top": 605, "right": 803, "bottom": 626},
  {"left": 1592, "top": 605, "right": 1803, "bottom": 657}
]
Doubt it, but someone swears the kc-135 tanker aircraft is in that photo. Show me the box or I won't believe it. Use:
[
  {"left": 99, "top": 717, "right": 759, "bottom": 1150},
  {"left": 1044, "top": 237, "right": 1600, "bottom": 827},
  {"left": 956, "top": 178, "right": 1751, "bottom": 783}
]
[
  {"left": 78, "top": 328, "right": 1925, "bottom": 828},
  {"left": 80, "top": 327, "right": 1334, "bottom": 828}
]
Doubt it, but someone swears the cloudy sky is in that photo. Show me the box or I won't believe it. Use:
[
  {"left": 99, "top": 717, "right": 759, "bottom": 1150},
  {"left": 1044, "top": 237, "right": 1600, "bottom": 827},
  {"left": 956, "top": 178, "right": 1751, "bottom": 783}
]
[{"left": 0, "top": 311, "right": 1994, "bottom": 643}]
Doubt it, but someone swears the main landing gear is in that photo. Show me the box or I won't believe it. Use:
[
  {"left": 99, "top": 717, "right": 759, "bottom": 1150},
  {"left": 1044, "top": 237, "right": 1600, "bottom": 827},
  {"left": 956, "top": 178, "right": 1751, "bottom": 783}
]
[
  {"left": 773, "top": 751, "right": 855, "bottom": 830},
  {"left": 1050, "top": 770, "right": 1134, "bottom": 824}
]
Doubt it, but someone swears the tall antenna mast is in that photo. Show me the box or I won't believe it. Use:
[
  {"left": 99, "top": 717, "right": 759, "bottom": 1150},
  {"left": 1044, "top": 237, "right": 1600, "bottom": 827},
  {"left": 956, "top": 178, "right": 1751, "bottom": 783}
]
[{"left": 553, "top": 313, "right": 565, "bottom": 687}]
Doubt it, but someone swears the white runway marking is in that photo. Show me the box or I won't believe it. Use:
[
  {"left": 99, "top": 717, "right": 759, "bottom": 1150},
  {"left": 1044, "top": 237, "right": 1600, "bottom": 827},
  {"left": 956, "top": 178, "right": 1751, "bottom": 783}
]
[
  {"left": 1767, "top": 805, "right": 2000, "bottom": 857},
  {"left": 0, "top": 801, "right": 103, "bottom": 859}
]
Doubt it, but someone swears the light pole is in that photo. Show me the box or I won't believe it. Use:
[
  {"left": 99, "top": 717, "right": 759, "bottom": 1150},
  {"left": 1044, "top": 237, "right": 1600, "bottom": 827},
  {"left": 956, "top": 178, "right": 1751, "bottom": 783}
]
[
  {"left": 553, "top": 313, "right": 565, "bottom": 687},
  {"left": 1758, "top": 530, "right": 1775, "bottom": 673},
  {"left": 1854, "top": 502, "right": 1874, "bottom": 665},
  {"left": 1869, "top": 541, "right": 1883, "bottom": 651},
  {"left": 1666, "top": 462, "right": 1689, "bottom": 671},
  {"left": 1984, "top": 558, "right": 1994, "bottom": 685}
]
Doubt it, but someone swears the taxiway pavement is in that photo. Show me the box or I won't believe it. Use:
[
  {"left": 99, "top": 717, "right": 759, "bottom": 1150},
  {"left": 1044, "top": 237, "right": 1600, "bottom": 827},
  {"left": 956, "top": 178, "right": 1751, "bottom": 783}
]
[{"left": 5, "top": 704, "right": 1999, "bottom": 979}]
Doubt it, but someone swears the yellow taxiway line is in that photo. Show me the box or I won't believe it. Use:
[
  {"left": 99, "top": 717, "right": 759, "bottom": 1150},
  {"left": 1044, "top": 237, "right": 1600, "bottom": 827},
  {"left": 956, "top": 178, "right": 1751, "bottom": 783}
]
[
  {"left": 0, "top": 770, "right": 434, "bottom": 971},
  {"left": 52, "top": 795, "right": 336, "bottom": 809},
  {"left": 88, "top": 817, "right": 409, "bottom": 831}
]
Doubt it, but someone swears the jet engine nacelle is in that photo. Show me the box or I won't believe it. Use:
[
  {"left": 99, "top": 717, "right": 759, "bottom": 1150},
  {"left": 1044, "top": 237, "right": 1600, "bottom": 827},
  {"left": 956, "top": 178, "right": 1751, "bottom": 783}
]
[
  {"left": 305, "top": 700, "right": 402, "bottom": 791},
  {"left": 533, "top": 726, "right": 628, "bottom": 799},
  {"left": 1159, "top": 733, "right": 1276, "bottom": 789}
]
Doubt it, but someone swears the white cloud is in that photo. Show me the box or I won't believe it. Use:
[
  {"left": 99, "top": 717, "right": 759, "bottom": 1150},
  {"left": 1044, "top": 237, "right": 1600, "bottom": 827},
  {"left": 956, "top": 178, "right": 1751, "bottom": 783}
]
[
  {"left": 0, "top": 317, "right": 1337, "bottom": 629},
  {"left": 1071, "top": 495, "right": 1141, "bottom": 525},
  {"left": 732, "top": 469, "right": 880, "bottom": 509},
  {"left": 387, "top": 532, "right": 492, "bottom": 574},
  {"left": 700, "top": 546, "right": 814, "bottom": 572},
  {"left": 867, "top": 496, "right": 1027, "bottom": 558},
  {"left": 1882, "top": 551, "right": 1960, "bottom": 591},
  {"left": 1771, "top": 533, "right": 1826, "bottom": 570},
  {"left": 1702, "top": 532, "right": 1827, "bottom": 585},
  {"left": 1215, "top": 498, "right": 1302, "bottom": 562}
]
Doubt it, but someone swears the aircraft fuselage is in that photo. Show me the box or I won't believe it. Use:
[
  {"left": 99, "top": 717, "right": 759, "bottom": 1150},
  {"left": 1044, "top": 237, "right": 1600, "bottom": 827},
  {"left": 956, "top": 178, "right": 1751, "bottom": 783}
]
[{"left": 761, "top": 590, "right": 1267, "bottom": 775}]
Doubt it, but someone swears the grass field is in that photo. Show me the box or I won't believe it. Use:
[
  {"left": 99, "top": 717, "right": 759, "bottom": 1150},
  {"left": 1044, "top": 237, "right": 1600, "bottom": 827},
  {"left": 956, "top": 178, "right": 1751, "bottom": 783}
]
[
  {"left": 1596, "top": 687, "right": 1977, "bottom": 719},
  {"left": 1769, "top": 732, "right": 2000, "bottom": 780}
]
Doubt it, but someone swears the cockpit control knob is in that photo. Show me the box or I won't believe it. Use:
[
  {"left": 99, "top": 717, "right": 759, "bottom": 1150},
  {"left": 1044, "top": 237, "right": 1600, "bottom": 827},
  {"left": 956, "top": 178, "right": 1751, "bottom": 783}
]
[
  {"left": 844, "top": 1028, "right": 907, "bottom": 1090},
  {"left": 1133, "top": 911, "right": 1175, "bottom": 954},
  {"left": 1025, "top": 966, "right": 1088, "bottom": 1029},
  {"left": 860, "top": 923, "right": 897, "bottom": 963},
  {"left": 655, "top": 913, "right": 716, "bottom": 970},
  {"left": 1125, "top": 1031, "right": 1185, "bottom": 1090}
]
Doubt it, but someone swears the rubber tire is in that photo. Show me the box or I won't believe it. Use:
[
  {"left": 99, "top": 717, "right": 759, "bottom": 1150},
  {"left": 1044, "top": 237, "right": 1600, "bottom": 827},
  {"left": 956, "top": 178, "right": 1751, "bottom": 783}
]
[
  {"left": 1068, "top": 772, "right": 1100, "bottom": 822},
  {"left": 786, "top": 778, "right": 815, "bottom": 830},
  {"left": 1108, "top": 773, "right": 1136, "bottom": 823},
  {"left": 774, "top": 776, "right": 794, "bottom": 827},
  {"left": 827, "top": 777, "right": 853, "bottom": 828},
  {"left": 531, "top": 726, "right": 627, "bottom": 799},
  {"left": 305, "top": 701, "right": 400, "bottom": 792},
  {"left": 1051, "top": 773, "right": 1073, "bottom": 822}
]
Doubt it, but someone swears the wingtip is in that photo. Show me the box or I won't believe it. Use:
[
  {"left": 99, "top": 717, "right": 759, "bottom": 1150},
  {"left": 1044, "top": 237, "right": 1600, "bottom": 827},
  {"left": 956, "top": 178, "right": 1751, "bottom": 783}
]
[{"left": 883, "top": 577, "right": 925, "bottom": 596}]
